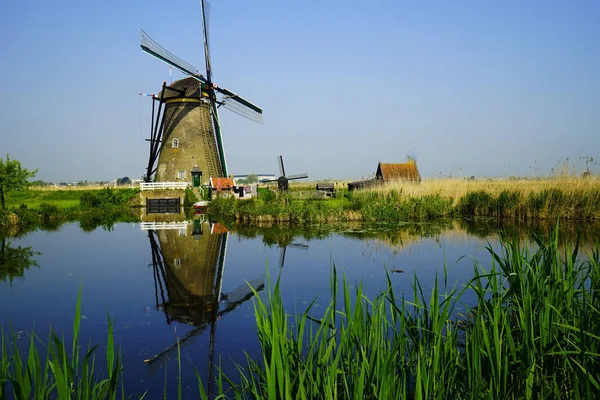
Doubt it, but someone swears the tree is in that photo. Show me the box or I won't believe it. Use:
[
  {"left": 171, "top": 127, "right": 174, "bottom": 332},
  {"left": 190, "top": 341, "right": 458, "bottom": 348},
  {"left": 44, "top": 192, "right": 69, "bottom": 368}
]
[
  {"left": 246, "top": 174, "right": 259, "bottom": 184},
  {"left": 0, "top": 155, "right": 37, "bottom": 209}
]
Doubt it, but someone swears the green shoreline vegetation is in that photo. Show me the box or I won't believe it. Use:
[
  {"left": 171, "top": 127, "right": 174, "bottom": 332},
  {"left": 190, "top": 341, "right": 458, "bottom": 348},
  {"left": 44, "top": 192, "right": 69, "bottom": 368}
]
[
  {"left": 207, "top": 178, "right": 600, "bottom": 223},
  {"left": 2, "top": 228, "right": 599, "bottom": 399},
  {"left": 1, "top": 176, "right": 599, "bottom": 234},
  {"left": 0, "top": 188, "right": 140, "bottom": 234}
]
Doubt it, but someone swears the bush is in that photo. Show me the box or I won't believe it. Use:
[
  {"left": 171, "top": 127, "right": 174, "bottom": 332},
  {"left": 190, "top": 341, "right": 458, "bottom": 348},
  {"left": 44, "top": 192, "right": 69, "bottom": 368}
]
[{"left": 183, "top": 189, "right": 199, "bottom": 207}]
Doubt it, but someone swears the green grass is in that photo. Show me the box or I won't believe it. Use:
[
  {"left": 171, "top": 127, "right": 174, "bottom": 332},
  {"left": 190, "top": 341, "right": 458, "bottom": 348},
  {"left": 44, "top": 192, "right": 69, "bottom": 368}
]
[
  {"left": 6, "top": 189, "right": 139, "bottom": 210},
  {"left": 1, "top": 189, "right": 140, "bottom": 234},
  {"left": 6, "top": 190, "right": 83, "bottom": 209}
]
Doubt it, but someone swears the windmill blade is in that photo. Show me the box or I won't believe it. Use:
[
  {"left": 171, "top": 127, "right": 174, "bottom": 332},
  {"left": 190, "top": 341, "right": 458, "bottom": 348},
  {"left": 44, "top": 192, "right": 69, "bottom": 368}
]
[
  {"left": 288, "top": 243, "right": 309, "bottom": 250},
  {"left": 278, "top": 246, "right": 287, "bottom": 269},
  {"left": 278, "top": 155, "right": 286, "bottom": 177},
  {"left": 223, "top": 276, "right": 264, "bottom": 306},
  {"left": 287, "top": 173, "right": 308, "bottom": 180},
  {"left": 215, "top": 87, "right": 263, "bottom": 123},
  {"left": 209, "top": 100, "right": 227, "bottom": 175},
  {"left": 140, "top": 30, "right": 205, "bottom": 82},
  {"left": 260, "top": 179, "right": 277, "bottom": 183},
  {"left": 201, "top": 0, "right": 213, "bottom": 83}
]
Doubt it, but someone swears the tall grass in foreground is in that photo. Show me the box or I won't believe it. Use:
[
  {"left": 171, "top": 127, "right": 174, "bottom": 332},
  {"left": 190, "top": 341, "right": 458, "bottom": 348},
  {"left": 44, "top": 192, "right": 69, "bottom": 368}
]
[
  {"left": 226, "top": 226, "right": 600, "bottom": 399},
  {"left": 0, "top": 288, "right": 125, "bottom": 400}
]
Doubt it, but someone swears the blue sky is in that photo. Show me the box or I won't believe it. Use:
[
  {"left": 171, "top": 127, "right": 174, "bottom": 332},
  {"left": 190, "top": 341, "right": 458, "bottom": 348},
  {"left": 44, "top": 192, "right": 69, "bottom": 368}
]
[{"left": 1, "top": 0, "right": 598, "bottom": 182}]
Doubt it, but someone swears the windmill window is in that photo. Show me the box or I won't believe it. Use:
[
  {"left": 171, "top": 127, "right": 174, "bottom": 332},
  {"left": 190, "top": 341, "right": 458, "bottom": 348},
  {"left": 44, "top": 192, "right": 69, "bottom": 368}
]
[
  {"left": 177, "top": 170, "right": 185, "bottom": 179},
  {"left": 172, "top": 138, "right": 179, "bottom": 149},
  {"left": 178, "top": 228, "right": 187, "bottom": 237},
  {"left": 174, "top": 258, "right": 181, "bottom": 269}
]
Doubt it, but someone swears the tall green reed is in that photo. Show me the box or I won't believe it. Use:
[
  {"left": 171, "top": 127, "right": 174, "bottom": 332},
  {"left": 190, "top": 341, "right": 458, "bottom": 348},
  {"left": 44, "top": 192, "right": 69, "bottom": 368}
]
[
  {"left": 1, "top": 287, "right": 126, "bottom": 400},
  {"left": 222, "top": 224, "right": 600, "bottom": 399}
]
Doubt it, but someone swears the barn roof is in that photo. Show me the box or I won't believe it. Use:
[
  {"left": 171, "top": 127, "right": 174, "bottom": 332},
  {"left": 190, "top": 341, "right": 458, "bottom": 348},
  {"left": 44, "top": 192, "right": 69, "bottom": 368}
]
[
  {"left": 210, "top": 177, "right": 235, "bottom": 190},
  {"left": 377, "top": 162, "right": 421, "bottom": 181}
]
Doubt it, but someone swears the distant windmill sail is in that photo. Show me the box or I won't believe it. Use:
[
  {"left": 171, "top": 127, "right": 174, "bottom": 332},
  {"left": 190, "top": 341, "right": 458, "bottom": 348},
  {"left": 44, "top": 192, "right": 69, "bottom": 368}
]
[{"left": 262, "top": 154, "right": 308, "bottom": 191}]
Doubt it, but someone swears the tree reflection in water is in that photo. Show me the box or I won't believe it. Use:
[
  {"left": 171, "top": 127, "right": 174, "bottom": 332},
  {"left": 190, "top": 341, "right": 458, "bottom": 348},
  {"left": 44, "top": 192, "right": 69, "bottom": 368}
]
[{"left": 0, "top": 237, "right": 39, "bottom": 285}]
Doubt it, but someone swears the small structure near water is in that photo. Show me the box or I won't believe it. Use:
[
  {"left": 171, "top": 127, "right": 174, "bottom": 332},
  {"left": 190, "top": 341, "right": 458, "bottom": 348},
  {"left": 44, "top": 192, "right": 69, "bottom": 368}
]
[
  {"left": 348, "top": 160, "right": 421, "bottom": 192},
  {"left": 316, "top": 182, "right": 335, "bottom": 197},
  {"left": 375, "top": 161, "right": 421, "bottom": 183}
]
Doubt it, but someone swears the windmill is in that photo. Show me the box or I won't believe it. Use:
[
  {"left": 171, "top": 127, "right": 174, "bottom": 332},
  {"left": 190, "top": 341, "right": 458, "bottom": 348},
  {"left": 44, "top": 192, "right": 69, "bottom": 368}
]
[
  {"left": 261, "top": 155, "right": 308, "bottom": 191},
  {"left": 140, "top": 0, "right": 262, "bottom": 184}
]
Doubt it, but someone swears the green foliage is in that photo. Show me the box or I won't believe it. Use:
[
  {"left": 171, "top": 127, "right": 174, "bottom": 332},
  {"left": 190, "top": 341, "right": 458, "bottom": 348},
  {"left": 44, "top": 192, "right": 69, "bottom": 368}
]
[
  {"left": 258, "top": 188, "right": 276, "bottom": 202},
  {"left": 79, "top": 189, "right": 138, "bottom": 209},
  {"left": 1, "top": 289, "right": 125, "bottom": 399},
  {"left": 183, "top": 188, "right": 199, "bottom": 207},
  {"left": 246, "top": 174, "right": 259, "bottom": 184},
  {"left": 0, "top": 237, "right": 39, "bottom": 285},
  {"left": 0, "top": 155, "right": 37, "bottom": 209},
  {"left": 220, "top": 226, "right": 600, "bottom": 399}
]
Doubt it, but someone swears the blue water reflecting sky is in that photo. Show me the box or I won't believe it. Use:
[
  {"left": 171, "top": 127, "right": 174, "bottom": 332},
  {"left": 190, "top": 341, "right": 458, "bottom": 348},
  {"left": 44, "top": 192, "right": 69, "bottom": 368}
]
[{"left": 0, "top": 220, "right": 545, "bottom": 397}]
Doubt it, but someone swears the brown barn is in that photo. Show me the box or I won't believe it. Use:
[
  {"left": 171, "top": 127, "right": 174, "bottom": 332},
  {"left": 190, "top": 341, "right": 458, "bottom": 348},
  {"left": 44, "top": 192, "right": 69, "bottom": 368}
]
[{"left": 375, "top": 161, "right": 421, "bottom": 183}]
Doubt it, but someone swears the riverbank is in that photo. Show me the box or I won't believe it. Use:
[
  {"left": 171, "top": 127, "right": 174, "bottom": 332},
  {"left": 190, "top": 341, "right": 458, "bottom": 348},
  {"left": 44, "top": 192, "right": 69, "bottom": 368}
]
[
  {"left": 0, "top": 188, "right": 140, "bottom": 233},
  {"left": 210, "top": 176, "right": 600, "bottom": 222}
]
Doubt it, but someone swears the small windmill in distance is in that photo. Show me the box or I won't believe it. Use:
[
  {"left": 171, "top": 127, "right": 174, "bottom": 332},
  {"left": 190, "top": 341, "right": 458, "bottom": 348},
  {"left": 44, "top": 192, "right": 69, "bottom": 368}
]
[{"left": 261, "top": 155, "right": 308, "bottom": 191}]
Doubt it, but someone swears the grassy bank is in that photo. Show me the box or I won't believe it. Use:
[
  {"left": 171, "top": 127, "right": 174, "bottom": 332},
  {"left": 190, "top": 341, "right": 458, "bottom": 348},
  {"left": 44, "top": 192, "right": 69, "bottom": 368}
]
[
  {"left": 208, "top": 177, "right": 600, "bottom": 223},
  {"left": 2, "top": 228, "right": 599, "bottom": 398},
  {"left": 0, "top": 188, "right": 140, "bottom": 234}
]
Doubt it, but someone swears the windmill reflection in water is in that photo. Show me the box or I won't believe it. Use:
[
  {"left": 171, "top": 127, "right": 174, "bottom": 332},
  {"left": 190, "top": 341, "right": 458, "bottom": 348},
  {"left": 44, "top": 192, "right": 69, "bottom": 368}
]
[{"left": 142, "top": 216, "right": 264, "bottom": 387}]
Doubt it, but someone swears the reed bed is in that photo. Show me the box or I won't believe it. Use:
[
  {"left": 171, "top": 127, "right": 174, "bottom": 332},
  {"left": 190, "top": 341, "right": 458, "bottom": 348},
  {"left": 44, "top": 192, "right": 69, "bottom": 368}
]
[
  {"left": 226, "top": 227, "right": 600, "bottom": 399},
  {"left": 0, "top": 289, "right": 125, "bottom": 400},
  {"left": 367, "top": 176, "right": 600, "bottom": 205},
  {"left": 209, "top": 177, "right": 600, "bottom": 223}
]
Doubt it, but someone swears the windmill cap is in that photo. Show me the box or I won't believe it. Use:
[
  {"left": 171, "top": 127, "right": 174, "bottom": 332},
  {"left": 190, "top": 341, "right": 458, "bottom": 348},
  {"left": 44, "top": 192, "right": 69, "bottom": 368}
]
[{"left": 156, "top": 77, "right": 202, "bottom": 99}]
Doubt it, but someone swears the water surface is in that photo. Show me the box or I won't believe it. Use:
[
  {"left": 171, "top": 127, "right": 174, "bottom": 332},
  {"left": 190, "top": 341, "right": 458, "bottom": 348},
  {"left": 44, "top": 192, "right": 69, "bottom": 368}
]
[{"left": 1, "top": 217, "right": 597, "bottom": 398}]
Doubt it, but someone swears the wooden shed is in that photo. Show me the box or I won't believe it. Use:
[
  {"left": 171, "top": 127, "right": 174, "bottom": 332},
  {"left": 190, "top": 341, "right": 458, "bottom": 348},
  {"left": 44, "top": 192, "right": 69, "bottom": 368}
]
[
  {"left": 316, "top": 182, "right": 335, "bottom": 196},
  {"left": 347, "top": 178, "right": 381, "bottom": 192}
]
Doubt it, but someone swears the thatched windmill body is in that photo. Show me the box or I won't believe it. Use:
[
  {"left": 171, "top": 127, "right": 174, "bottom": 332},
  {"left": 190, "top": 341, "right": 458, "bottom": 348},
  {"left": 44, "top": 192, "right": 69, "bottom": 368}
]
[{"left": 140, "top": 0, "right": 262, "bottom": 185}]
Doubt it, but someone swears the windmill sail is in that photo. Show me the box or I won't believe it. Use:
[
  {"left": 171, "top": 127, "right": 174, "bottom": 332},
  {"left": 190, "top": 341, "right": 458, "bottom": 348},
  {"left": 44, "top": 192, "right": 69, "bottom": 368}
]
[
  {"left": 287, "top": 173, "right": 309, "bottom": 180},
  {"left": 140, "top": 30, "right": 263, "bottom": 123},
  {"left": 141, "top": 30, "right": 202, "bottom": 78},
  {"left": 278, "top": 155, "right": 286, "bottom": 177}
]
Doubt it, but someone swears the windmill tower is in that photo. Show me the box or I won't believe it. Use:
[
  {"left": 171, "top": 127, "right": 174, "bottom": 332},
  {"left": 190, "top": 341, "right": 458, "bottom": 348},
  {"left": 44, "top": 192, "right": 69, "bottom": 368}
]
[{"left": 140, "top": 0, "right": 262, "bottom": 186}]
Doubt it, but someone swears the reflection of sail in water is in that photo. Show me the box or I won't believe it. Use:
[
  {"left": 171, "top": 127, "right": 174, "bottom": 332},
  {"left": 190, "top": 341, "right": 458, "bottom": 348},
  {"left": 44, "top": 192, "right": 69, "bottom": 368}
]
[
  {"left": 278, "top": 242, "right": 309, "bottom": 269},
  {"left": 144, "top": 218, "right": 263, "bottom": 365}
]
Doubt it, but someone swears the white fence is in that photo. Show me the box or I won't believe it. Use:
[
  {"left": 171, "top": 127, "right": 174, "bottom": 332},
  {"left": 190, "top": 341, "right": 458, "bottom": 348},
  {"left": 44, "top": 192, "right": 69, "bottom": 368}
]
[
  {"left": 140, "top": 221, "right": 189, "bottom": 231},
  {"left": 140, "top": 182, "right": 189, "bottom": 191}
]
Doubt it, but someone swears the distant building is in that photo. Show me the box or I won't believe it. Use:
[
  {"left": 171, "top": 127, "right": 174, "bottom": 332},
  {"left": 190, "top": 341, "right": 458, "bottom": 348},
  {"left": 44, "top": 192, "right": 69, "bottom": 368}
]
[
  {"left": 210, "top": 177, "right": 236, "bottom": 197},
  {"left": 348, "top": 160, "right": 421, "bottom": 192},
  {"left": 375, "top": 161, "right": 421, "bottom": 182}
]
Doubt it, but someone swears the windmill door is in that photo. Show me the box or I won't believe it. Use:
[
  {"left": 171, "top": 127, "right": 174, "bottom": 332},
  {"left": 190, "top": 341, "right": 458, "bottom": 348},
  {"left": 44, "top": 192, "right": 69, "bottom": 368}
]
[{"left": 192, "top": 172, "right": 201, "bottom": 188}]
